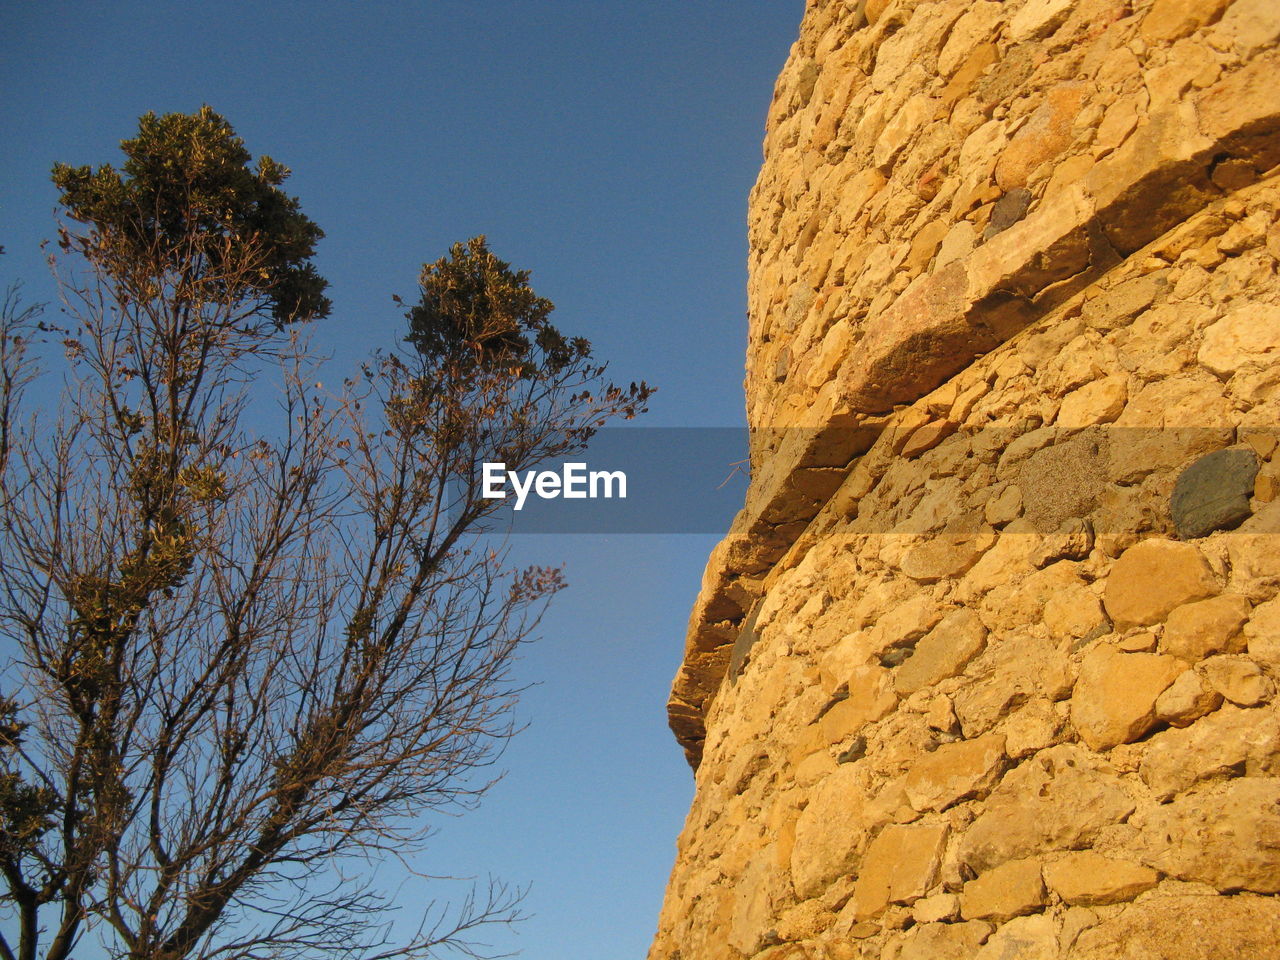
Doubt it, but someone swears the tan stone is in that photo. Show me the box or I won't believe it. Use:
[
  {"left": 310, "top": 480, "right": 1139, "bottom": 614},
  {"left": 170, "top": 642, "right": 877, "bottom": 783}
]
[
  {"left": 1103, "top": 539, "right": 1219, "bottom": 628},
  {"left": 729, "top": 850, "right": 784, "bottom": 955},
  {"left": 995, "top": 83, "right": 1088, "bottom": 189},
  {"left": 899, "top": 418, "right": 959, "bottom": 459},
  {"left": 905, "top": 220, "right": 950, "bottom": 276},
  {"left": 1162, "top": 594, "right": 1252, "bottom": 660},
  {"left": 911, "top": 892, "right": 959, "bottom": 924},
  {"left": 1044, "top": 586, "right": 1108, "bottom": 640},
  {"left": 848, "top": 823, "right": 949, "bottom": 920},
  {"left": 1071, "top": 646, "right": 1186, "bottom": 751},
  {"left": 900, "top": 530, "right": 993, "bottom": 582},
  {"left": 805, "top": 320, "right": 853, "bottom": 389},
  {"left": 791, "top": 764, "right": 873, "bottom": 899},
  {"left": 1243, "top": 430, "right": 1279, "bottom": 461},
  {"left": 984, "top": 484, "right": 1022, "bottom": 525},
  {"left": 961, "top": 746, "right": 1136, "bottom": 872},
  {"left": 819, "top": 665, "right": 899, "bottom": 741},
  {"left": 1216, "top": 0, "right": 1280, "bottom": 56},
  {"left": 1201, "top": 655, "right": 1274, "bottom": 707},
  {"left": 1002, "top": 698, "right": 1065, "bottom": 760},
  {"left": 896, "top": 920, "right": 993, "bottom": 960},
  {"left": 1057, "top": 375, "right": 1128, "bottom": 428},
  {"left": 1010, "top": 0, "right": 1073, "bottom": 41},
  {"left": 1141, "top": 778, "right": 1280, "bottom": 892},
  {"left": 902, "top": 732, "right": 1007, "bottom": 813},
  {"left": 864, "top": 0, "right": 891, "bottom": 25},
  {"left": 1043, "top": 851, "right": 1159, "bottom": 906},
  {"left": 954, "top": 636, "right": 1072, "bottom": 737},
  {"left": 1118, "top": 631, "right": 1158, "bottom": 653},
  {"left": 1153, "top": 669, "right": 1223, "bottom": 728},
  {"left": 1258, "top": 468, "right": 1279, "bottom": 503},
  {"left": 974, "top": 913, "right": 1059, "bottom": 960},
  {"left": 895, "top": 609, "right": 988, "bottom": 695},
  {"left": 1140, "top": 0, "right": 1232, "bottom": 43},
  {"left": 1198, "top": 304, "right": 1280, "bottom": 379},
  {"left": 1072, "top": 894, "right": 1280, "bottom": 960},
  {"left": 959, "top": 857, "right": 1046, "bottom": 921},
  {"left": 867, "top": 593, "right": 944, "bottom": 656},
  {"left": 1246, "top": 598, "right": 1280, "bottom": 667},
  {"left": 1141, "top": 703, "right": 1280, "bottom": 799}
]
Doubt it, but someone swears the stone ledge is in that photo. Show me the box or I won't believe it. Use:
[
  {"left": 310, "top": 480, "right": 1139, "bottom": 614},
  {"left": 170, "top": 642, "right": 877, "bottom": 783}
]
[{"left": 668, "top": 50, "right": 1280, "bottom": 768}]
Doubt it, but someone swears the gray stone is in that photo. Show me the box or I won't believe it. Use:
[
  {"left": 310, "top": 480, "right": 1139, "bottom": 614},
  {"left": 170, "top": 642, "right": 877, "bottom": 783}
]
[
  {"left": 1172, "top": 449, "right": 1260, "bottom": 539},
  {"left": 983, "top": 187, "right": 1033, "bottom": 240},
  {"left": 728, "top": 599, "right": 764, "bottom": 683}
]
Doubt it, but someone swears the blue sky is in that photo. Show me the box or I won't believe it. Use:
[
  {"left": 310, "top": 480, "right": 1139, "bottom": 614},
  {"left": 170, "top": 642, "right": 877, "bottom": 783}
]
[{"left": 1, "top": 3, "right": 801, "bottom": 957}]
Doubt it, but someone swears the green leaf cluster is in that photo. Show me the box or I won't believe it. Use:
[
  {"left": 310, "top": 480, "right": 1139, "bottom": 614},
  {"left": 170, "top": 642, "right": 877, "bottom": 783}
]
[
  {"left": 406, "top": 236, "right": 590, "bottom": 374},
  {"left": 52, "top": 105, "right": 330, "bottom": 326}
]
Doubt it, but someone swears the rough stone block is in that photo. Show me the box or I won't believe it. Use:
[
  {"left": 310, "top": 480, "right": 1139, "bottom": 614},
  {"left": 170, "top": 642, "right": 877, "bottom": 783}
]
[
  {"left": 959, "top": 857, "right": 1046, "bottom": 921},
  {"left": 895, "top": 609, "right": 988, "bottom": 695},
  {"left": 1201, "top": 655, "right": 1274, "bottom": 706},
  {"left": 902, "top": 732, "right": 1007, "bottom": 812},
  {"left": 1162, "top": 594, "right": 1252, "bottom": 660},
  {"left": 1043, "top": 851, "right": 1159, "bottom": 905},
  {"left": 961, "top": 746, "right": 1135, "bottom": 872},
  {"left": 1140, "top": 778, "right": 1280, "bottom": 892},
  {"left": 1141, "top": 703, "right": 1280, "bottom": 799},
  {"left": 1171, "top": 448, "right": 1260, "bottom": 539},
  {"left": 848, "top": 823, "right": 949, "bottom": 920},
  {"left": 1103, "top": 538, "right": 1218, "bottom": 627},
  {"left": 1071, "top": 646, "right": 1185, "bottom": 751}
]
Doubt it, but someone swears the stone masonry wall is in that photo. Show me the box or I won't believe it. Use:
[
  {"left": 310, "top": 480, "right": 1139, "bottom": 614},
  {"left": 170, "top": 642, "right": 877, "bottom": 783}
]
[{"left": 653, "top": 1, "right": 1280, "bottom": 958}]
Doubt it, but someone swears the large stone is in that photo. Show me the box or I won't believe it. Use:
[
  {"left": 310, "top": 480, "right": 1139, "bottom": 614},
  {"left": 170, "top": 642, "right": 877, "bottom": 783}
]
[
  {"left": 729, "top": 850, "right": 785, "bottom": 956},
  {"left": 961, "top": 746, "right": 1136, "bottom": 872},
  {"left": 902, "top": 732, "right": 1007, "bottom": 812},
  {"left": 1162, "top": 594, "right": 1252, "bottom": 660},
  {"left": 1139, "top": 0, "right": 1232, "bottom": 43},
  {"left": 1217, "top": 0, "right": 1280, "bottom": 56},
  {"left": 818, "top": 664, "right": 899, "bottom": 741},
  {"left": 1201, "top": 655, "right": 1274, "bottom": 707},
  {"left": 897, "top": 920, "right": 993, "bottom": 960},
  {"left": 790, "top": 765, "right": 873, "bottom": 899},
  {"left": 1246, "top": 597, "right": 1280, "bottom": 667},
  {"left": 1153, "top": 669, "right": 1223, "bottom": 728},
  {"left": 1072, "top": 895, "right": 1280, "bottom": 959},
  {"left": 1018, "top": 432, "right": 1110, "bottom": 532},
  {"left": 974, "top": 913, "right": 1059, "bottom": 960},
  {"left": 953, "top": 636, "right": 1072, "bottom": 737},
  {"left": 1043, "top": 851, "right": 1159, "bottom": 905},
  {"left": 848, "top": 823, "right": 949, "bottom": 920},
  {"left": 1171, "top": 449, "right": 1260, "bottom": 539},
  {"left": 901, "top": 531, "right": 994, "bottom": 583},
  {"left": 1071, "top": 646, "right": 1186, "bottom": 750},
  {"left": 1140, "top": 703, "right": 1280, "bottom": 799},
  {"left": 1140, "top": 778, "right": 1280, "bottom": 892},
  {"left": 895, "top": 609, "right": 988, "bottom": 695},
  {"left": 1103, "top": 539, "right": 1218, "bottom": 627},
  {"left": 995, "top": 83, "right": 1088, "bottom": 189},
  {"left": 1056, "top": 375, "right": 1128, "bottom": 428},
  {"left": 1197, "top": 304, "right": 1280, "bottom": 378},
  {"left": 959, "top": 857, "right": 1046, "bottom": 921},
  {"left": 1009, "top": 0, "right": 1073, "bottom": 41}
]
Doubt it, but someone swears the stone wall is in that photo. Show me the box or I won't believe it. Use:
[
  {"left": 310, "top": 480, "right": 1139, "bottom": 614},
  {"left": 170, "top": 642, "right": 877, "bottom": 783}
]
[{"left": 652, "top": 1, "right": 1280, "bottom": 957}]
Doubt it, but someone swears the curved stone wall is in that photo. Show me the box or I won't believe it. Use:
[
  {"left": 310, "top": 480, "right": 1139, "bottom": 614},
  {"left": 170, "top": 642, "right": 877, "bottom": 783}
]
[{"left": 653, "top": 1, "right": 1280, "bottom": 957}]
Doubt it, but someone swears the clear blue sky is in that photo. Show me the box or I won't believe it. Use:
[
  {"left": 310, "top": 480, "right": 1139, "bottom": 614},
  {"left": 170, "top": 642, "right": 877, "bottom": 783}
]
[{"left": 1, "top": 3, "right": 801, "bottom": 957}]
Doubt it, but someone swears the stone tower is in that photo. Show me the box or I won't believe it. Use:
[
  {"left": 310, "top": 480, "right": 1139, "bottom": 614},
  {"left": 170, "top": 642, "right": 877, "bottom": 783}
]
[{"left": 651, "top": 0, "right": 1280, "bottom": 957}]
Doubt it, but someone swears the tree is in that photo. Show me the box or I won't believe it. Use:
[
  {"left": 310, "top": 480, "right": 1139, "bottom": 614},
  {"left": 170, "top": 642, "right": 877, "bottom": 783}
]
[{"left": 0, "top": 107, "right": 651, "bottom": 960}]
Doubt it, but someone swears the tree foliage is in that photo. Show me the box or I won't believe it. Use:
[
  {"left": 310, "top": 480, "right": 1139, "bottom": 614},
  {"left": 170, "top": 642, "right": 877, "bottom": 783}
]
[
  {"left": 0, "top": 108, "right": 651, "bottom": 960},
  {"left": 51, "top": 106, "right": 329, "bottom": 327}
]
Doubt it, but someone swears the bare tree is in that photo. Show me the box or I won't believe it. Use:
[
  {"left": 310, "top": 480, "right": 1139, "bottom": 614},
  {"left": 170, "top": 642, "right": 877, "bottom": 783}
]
[{"left": 0, "top": 108, "right": 650, "bottom": 960}]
